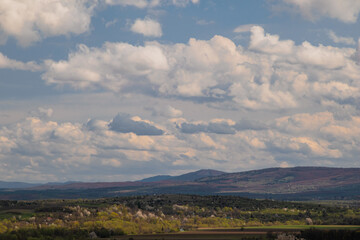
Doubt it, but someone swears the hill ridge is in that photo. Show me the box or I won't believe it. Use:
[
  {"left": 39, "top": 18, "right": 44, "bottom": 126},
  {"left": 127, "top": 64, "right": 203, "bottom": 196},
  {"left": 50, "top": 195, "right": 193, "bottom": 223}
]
[{"left": 1, "top": 166, "right": 360, "bottom": 200}]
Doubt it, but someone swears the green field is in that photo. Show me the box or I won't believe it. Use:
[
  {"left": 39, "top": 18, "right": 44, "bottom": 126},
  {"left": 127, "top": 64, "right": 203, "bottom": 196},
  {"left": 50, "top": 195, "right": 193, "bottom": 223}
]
[{"left": 0, "top": 209, "right": 34, "bottom": 220}]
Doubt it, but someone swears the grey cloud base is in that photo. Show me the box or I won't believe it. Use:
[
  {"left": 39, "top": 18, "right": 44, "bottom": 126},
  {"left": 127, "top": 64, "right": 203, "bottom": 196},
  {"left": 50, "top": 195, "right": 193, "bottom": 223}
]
[{"left": 109, "top": 113, "right": 164, "bottom": 135}]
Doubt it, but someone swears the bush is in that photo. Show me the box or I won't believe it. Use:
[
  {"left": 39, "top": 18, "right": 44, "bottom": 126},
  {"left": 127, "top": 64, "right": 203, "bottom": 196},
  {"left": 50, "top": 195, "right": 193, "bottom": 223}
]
[{"left": 94, "top": 227, "right": 111, "bottom": 238}]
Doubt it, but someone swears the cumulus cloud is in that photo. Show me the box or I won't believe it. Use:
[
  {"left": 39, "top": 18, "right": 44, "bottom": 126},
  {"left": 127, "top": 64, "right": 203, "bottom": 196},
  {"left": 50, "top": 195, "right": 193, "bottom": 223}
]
[
  {"left": 0, "top": 112, "right": 227, "bottom": 181},
  {"left": 35, "top": 26, "right": 360, "bottom": 111},
  {"left": 146, "top": 105, "right": 183, "bottom": 118},
  {"left": 296, "top": 41, "right": 347, "bottom": 69},
  {"left": 29, "top": 107, "right": 53, "bottom": 119},
  {"left": 109, "top": 113, "right": 164, "bottom": 135},
  {"left": 281, "top": 0, "right": 360, "bottom": 23},
  {"left": 171, "top": 0, "right": 200, "bottom": 7},
  {"left": 328, "top": 30, "right": 355, "bottom": 45},
  {"left": 130, "top": 18, "right": 162, "bottom": 37},
  {"left": 0, "top": 0, "right": 96, "bottom": 46},
  {"left": 178, "top": 119, "right": 236, "bottom": 134},
  {"left": 249, "top": 26, "right": 294, "bottom": 55},
  {"left": 177, "top": 118, "right": 268, "bottom": 134},
  {"left": 233, "top": 24, "right": 257, "bottom": 33},
  {"left": 0, "top": 0, "right": 199, "bottom": 46},
  {"left": 105, "top": 0, "right": 152, "bottom": 8},
  {"left": 274, "top": 112, "right": 360, "bottom": 141},
  {"left": 0, "top": 52, "right": 42, "bottom": 71},
  {"left": 42, "top": 42, "right": 169, "bottom": 91},
  {"left": 0, "top": 111, "right": 169, "bottom": 181},
  {"left": 105, "top": 0, "right": 199, "bottom": 8},
  {"left": 0, "top": 109, "right": 359, "bottom": 182},
  {"left": 271, "top": 112, "right": 360, "bottom": 159}
]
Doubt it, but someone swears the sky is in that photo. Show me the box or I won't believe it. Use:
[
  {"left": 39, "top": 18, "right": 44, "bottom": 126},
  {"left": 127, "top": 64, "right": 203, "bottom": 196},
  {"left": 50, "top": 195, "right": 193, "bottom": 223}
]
[{"left": 0, "top": 0, "right": 360, "bottom": 183}]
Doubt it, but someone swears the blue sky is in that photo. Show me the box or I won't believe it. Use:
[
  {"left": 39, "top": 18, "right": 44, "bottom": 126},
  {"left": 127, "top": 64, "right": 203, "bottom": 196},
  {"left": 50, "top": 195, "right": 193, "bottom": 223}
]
[{"left": 0, "top": 0, "right": 359, "bottom": 182}]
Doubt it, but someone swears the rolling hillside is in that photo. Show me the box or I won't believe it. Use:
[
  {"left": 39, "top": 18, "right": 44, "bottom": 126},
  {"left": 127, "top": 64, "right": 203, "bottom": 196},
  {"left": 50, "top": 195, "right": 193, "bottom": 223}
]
[
  {"left": 139, "top": 169, "right": 225, "bottom": 182},
  {"left": 1, "top": 167, "right": 359, "bottom": 200},
  {"left": 197, "top": 167, "right": 360, "bottom": 194}
]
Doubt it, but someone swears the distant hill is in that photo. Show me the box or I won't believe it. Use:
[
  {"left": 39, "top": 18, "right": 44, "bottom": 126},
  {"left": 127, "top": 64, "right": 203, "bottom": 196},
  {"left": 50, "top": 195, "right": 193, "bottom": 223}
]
[
  {"left": 139, "top": 175, "right": 172, "bottom": 182},
  {"left": 0, "top": 181, "right": 40, "bottom": 189},
  {"left": 197, "top": 167, "right": 360, "bottom": 194},
  {"left": 1, "top": 167, "right": 360, "bottom": 200},
  {"left": 139, "top": 169, "right": 226, "bottom": 182},
  {"left": 169, "top": 169, "right": 226, "bottom": 182},
  {"left": 45, "top": 181, "right": 82, "bottom": 185}
]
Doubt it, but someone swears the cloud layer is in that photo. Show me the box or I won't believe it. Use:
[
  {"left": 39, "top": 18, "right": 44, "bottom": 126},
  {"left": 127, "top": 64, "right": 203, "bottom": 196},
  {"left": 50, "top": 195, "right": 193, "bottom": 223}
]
[
  {"left": 0, "top": 0, "right": 201, "bottom": 46},
  {"left": 0, "top": 0, "right": 359, "bottom": 184},
  {"left": 0, "top": 108, "right": 359, "bottom": 182},
  {"left": 41, "top": 26, "right": 360, "bottom": 111}
]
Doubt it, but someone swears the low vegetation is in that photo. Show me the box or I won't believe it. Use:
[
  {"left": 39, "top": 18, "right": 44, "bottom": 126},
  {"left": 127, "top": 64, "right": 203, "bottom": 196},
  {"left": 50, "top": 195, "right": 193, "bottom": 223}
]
[{"left": 0, "top": 195, "right": 359, "bottom": 239}]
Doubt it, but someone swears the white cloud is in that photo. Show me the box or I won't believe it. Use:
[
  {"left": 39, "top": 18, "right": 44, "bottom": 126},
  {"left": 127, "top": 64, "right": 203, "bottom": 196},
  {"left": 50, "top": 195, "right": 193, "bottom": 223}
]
[
  {"left": 0, "top": 109, "right": 359, "bottom": 182},
  {"left": 0, "top": 112, "right": 234, "bottom": 181},
  {"left": 296, "top": 41, "right": 347, "bottom": 69},
  {"left": 249, "top": 26, "right": 294, "bottom": 55},
  {"left": 164, "top": 106, "right": 183, "bottom": 118},
  {"left": 35, "top": 26, "right": 360, "bottom": 111},
  {"left": 105, "top": 0, "right": 150, "bottom": 8},
  {"left": 233, "top": 24, "right": 257, "bottom": 33},
  {"left": 43, "top": 42, "right": 169, "bottom": 91},
  {"left": 0, "top": 0, "right": 96, "bottom": 47},
  {"left": 270, "top": 111, "right": 360, "bottom": 159},
  {"left": 328, "top": 30, "right": 355, "bottom": 45},
  {"left": 29, "top": 107, "right": 53, "bottom": 119},
  {"left": 147, "top": 105, "right": 183, "bottom": 118},
  {"left": 178, "top": 119, "right": 236, "bottom": 134},
  {"left": 105, "top": 0, "right": 198, "bottom": 8},
  {"left": 275, "top": 112, "right": 334, "bottom": 134},
  {"left": 172, "top": 0, "right": 200, "bottom": 7},
  {"left": 0, "top": 0, "right": 198, "bottom": 46},
  {"left": 130, "top": 18, "right": 162, "bottom": 37},
  {"left": 313, "top": 81, "right": 359, "bottom": 101},
  {"left": 282, "top": 0, "right": 360, "bottom": 23},
  {"left": 0, "top": 52, "right": 42, "bottom": 71}
]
